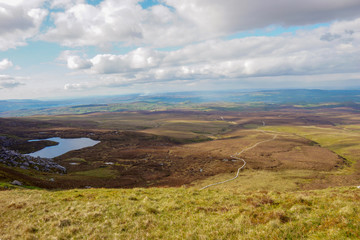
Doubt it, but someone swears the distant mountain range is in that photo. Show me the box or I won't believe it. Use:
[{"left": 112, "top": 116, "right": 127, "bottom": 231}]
[{"left": 1, "top": 89, "right": 360, "bottom": 117}]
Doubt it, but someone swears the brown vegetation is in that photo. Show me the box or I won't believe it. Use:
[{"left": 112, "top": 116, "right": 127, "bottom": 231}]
[{"left": 1, "top": 106, "right": 359, "bottom": 190}]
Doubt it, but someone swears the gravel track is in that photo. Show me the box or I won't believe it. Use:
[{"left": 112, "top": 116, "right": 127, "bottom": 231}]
[{"left": 200, "top": 131, "right": 277, "bottom": 190}]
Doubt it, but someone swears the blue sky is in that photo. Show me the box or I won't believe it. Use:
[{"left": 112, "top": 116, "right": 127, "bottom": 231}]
[{"left": 0, "top": 0, "right": 360, "bottom": 99}]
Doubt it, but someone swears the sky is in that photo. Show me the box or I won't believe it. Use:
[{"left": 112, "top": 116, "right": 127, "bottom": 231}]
[{"left": 0, "top": 0, "right": 360, "bottom": 100}]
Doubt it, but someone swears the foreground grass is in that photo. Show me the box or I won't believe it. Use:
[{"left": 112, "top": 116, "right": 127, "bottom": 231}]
[{"left": 1, "top": 187, "right": 360, "bottom": 239}]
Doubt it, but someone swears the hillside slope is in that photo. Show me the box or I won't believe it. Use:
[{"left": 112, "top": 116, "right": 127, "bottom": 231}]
[{"left": 1, "top": 187, "right": 359, "bottom": 239}]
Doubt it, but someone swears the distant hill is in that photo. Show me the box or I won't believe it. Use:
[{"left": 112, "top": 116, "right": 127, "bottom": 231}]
[{"left": 1, "top": 89, "right": 360, "bottom": 117}]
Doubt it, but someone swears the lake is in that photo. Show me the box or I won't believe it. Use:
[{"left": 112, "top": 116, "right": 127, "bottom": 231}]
[{"left": 28, "top": 137, "right": 100, "bottom": 158}]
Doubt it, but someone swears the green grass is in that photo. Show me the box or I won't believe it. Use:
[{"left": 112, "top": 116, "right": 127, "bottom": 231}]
[
  {"left": 0, "top": 182, "right": 42, "bottom": 190},
  {"left": 0, "top": 182, "right": 18, "bottom": 190},
  {"left": 72, "top": 168, "right": 118, "bottom": 178},
  {"left": 63, "top": 158, "right": 87, "bottom": 163},
  {"left": 192, "top": 170, "right": 317, "bottom": 192},
  {"left": 242, "top": 123, "right": 260, "bottom": 129},
  {"left": 1, "top": 187, "right": 360, "bottom": 239}
]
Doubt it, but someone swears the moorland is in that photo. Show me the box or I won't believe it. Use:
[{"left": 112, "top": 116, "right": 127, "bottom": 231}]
[{"left": 1, "top": 90, "right": 360, "bottom": 239}]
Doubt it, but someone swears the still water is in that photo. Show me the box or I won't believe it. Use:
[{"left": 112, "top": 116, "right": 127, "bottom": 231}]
[{"left": 28, "top": 137, "right": 100, "bottom": 158}]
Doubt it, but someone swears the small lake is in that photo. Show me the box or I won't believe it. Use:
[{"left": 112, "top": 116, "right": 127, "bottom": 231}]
[{"left": 28, "top": 137, "right": 100, "bottom": 158}]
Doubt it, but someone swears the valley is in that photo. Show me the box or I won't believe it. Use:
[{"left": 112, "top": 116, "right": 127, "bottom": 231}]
[
  {"left": 1, "top": 98, "right": 360, "bottom": 239},
  {"left": 1, "top": 105, "right": 359, "bottom": 191}
]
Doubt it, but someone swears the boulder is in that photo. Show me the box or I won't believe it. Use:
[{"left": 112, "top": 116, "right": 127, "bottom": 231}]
[{"left": 11, "top": 180, "right": 22, "bottom": 186}]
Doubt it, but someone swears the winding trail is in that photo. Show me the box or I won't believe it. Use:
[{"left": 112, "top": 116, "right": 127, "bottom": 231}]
[{"left": 200, "top": 131, "right": 278, "bottom": 190}]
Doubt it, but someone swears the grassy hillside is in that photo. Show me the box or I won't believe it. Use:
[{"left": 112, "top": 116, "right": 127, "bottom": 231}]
[{"left": 1, "top": 186, "right": 360, "bottom": 239}]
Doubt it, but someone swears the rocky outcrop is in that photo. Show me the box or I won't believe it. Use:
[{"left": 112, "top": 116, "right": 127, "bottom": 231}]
[
  {"left": 0, "top": 136, "right": 22, "bottom": 147},
  {"left": 0, "top": 147, "right": 66, "bottom": 174}
]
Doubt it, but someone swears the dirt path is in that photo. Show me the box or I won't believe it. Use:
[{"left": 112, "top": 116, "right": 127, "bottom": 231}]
[{"left": 200, "top": 131, "right": 278, "bottom": 190}]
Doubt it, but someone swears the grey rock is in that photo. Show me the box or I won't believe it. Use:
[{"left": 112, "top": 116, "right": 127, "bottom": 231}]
[
  {"left": 0, "top": 147, "right": 66, "bottom": 174},
  {"left": 11, "top": 180, "right": 22, "bottom": 186}
]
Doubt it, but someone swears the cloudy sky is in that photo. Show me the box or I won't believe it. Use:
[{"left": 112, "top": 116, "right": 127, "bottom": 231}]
[{"left": 0, "top": 0, "right": 360, "bottom": 99}]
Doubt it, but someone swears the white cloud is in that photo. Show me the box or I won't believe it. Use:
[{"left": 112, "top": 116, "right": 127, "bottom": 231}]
[
  {"left": 50, "top": 0, "right": 85, "bottom": 9},
  {"left": 43, "top": 0, "right": 145, "bottom": 47},
  {"left": 64, "top": 47, "right": 164, "bottom": 74},
  {"left": 0, "top": 0, "right": 48, "bottom": 50},
  {"left": 0, "top": 75, "right": 24, "bottom": 89},
  {"left": 67, "top": 55, "right": 93, "bottom": 69},
  {"left": 2, "top": 0, "right": 360, "bottom": 96},
  {"left": 0, "top": 59, "right": 13, "bottom": 71},
  {"left": 64, "top": 82, "right": 86, "bottom": 90},
  {"left": 0, "top": 0, "right": 44, "bottom": 7},
  {"left": 164, "top": 0, "right": 360, "bottom": 34},
  {"left": 63, "top": 17, "right": 360, "bottom": 87},
  {"left": 90, "top": 48, "right": 163, "bottom": 73},
  {"left": 63, "top": 74, "right": 134, "bottom": 91},
  {"left": 41, "top": 0, "right": 360, "bottom": 48}
]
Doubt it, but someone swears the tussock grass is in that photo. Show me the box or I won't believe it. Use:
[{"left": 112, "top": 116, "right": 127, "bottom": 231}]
[
  {"left": 1, "top": 187, "right": 360, "bottom": 239},
  {"left": 192, "top": 170, "right": 316, "bottom": 192}
]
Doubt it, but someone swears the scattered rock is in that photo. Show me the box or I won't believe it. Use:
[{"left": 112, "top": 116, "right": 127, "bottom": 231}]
[
  {"left": 11, "top": 180, "right": 22, "bottom": 186},
  {"left": 0, "top": 147, "right": 66, "bottom": 174}
]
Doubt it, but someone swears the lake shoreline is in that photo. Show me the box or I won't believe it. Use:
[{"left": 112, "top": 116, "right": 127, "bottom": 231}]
[{"left": 27, "top": 137, "right": 100, "bottom": 158}]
